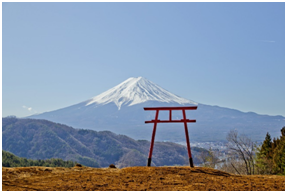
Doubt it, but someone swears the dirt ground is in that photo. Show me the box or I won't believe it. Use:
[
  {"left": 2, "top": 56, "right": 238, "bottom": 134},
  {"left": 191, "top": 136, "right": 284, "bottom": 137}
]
[{"left": 2, "top": 166, "right": 285, "bottom": 191}]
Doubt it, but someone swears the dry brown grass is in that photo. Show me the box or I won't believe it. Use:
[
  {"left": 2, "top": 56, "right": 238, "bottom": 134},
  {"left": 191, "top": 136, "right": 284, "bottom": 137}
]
[{"left": 2, "top": 166, "right": 285, "bottom": 191}]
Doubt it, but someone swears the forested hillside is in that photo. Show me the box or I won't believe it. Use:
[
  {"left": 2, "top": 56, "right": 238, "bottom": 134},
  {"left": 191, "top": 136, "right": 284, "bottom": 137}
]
[
  {"left": 2, "top": 150, "right": 76, "bottom": 167},
  {"left": 2, "top": 117, "right": 206, "bottom": 168}
]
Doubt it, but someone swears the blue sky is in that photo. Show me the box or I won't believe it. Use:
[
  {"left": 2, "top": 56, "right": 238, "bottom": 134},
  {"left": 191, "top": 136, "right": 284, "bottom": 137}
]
[{"left": 2, "top": 2, "right": 285, "bottom": 117}]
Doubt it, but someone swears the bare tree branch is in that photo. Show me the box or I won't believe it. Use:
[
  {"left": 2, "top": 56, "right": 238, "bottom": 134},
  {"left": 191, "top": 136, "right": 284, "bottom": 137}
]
[
  {"left": 230, "top": 162, "right": 241, "bottom": 175},
  {"left": 226, "top": 129, "right": 256, "bottom": 175}
]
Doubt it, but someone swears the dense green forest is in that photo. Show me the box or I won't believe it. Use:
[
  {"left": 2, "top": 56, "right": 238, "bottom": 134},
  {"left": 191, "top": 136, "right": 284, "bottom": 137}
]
[{"left": 2, "top": 150, "right": 77, "bottom": 167}]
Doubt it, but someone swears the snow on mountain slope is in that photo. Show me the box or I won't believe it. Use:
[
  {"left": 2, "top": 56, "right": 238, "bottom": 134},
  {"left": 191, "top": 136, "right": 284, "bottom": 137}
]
[{"left": 85, "top": 77, "right": 197, "bottom": 110}]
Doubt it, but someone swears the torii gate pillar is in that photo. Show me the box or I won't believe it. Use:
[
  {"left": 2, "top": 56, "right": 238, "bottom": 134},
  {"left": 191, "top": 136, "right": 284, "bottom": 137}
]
[{"left": 144, "top": 106, "right": 197, "bottom": 167}]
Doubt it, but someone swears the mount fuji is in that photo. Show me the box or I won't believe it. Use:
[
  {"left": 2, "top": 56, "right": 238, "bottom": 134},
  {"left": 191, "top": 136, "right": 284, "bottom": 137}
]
[
  {"left": 85, "top": 77, "right": 197, "bottom": 110},
  {"left": 29, "top": 77, "right": 284, "bottom": 142}
]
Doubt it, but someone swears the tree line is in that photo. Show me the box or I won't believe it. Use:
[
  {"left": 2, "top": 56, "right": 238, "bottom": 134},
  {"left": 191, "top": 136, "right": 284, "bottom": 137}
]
[
  {"left": 256, "top": 127, "right": 285, "bottom": 175},
  {"left": 199, "top": 127, "right": 285, "bottom": 175},
  {"left": 2, "top": 150, "right": 77, "bottom": 167}
]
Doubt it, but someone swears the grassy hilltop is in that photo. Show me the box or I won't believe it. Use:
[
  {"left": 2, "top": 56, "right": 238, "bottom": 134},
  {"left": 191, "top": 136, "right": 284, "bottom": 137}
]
[{"left": 2, "top": 166, "right": 285, "bottom": 191}]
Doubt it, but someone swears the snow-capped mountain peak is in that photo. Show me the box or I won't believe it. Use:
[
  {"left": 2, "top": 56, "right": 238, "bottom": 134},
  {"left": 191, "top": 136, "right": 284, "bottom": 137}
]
[{"left": 86, "top": 77, "right": 197, "bottom": 110}]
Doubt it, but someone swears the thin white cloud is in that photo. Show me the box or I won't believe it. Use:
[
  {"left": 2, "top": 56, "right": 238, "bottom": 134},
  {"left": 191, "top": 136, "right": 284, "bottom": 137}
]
[
  {"left": 259, "top": 40, "right": 275, "bottom": 43},
  {"left": 22, "top": 105, "right": 33, "bottom": 111}
]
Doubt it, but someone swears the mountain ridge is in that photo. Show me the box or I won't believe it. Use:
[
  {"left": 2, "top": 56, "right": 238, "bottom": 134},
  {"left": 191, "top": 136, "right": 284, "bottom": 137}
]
[
  {"left": 29, "top": 77, "right": 285, "bottom": 142},
  {"left": 2, "top": 117, "right": 205, "bottom": 168}
]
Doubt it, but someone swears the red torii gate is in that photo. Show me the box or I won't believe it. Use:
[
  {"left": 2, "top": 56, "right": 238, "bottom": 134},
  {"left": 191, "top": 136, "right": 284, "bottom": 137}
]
[{"left": 144, "top": 106, "right": 197, "bottom": 167}]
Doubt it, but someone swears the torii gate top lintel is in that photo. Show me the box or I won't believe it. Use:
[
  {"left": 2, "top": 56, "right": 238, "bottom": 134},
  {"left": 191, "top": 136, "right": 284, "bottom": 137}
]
[{"left": 144, "top": 106, "right": 197, "bottom": 111}]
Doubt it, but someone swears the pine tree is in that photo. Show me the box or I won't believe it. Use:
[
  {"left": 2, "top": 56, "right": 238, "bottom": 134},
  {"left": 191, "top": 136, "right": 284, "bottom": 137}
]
[
  {"left": 256, "top": 127, "right": 285, "bottom": 175},
  {"left": 272, "top": 127, "right": 285, "bottom": 175},
  {"left": 262, "top": 132, "right": 272, "bottom": 158},
  {"left": 256, "top": 132, "right": 273, "bottom": 174}
]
